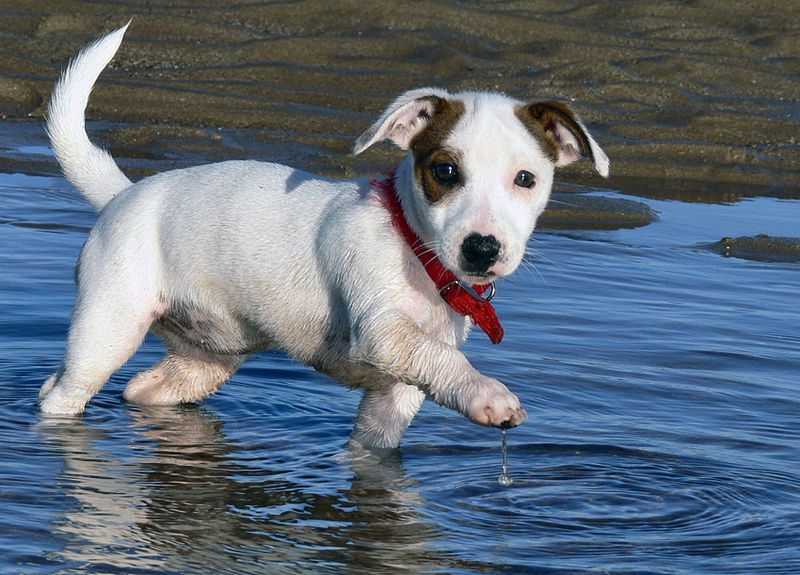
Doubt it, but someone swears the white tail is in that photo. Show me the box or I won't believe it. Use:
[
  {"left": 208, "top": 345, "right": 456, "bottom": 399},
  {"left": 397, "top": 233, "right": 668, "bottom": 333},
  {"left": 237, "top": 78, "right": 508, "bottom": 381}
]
[{"left": 46, "top": 23, "right": 133, "bottom": 211}]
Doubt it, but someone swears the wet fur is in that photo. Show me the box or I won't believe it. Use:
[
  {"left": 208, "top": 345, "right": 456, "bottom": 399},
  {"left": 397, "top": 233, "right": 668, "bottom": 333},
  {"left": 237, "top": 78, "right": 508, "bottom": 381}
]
[{"left": 39, "top": 24, "right": 609, "bottom": 449}]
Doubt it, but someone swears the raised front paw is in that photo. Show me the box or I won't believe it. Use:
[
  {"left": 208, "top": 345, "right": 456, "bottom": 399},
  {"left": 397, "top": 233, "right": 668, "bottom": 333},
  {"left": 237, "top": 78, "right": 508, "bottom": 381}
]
[{"left": 467, "top": 378, "right": 527, "bottom": 429}]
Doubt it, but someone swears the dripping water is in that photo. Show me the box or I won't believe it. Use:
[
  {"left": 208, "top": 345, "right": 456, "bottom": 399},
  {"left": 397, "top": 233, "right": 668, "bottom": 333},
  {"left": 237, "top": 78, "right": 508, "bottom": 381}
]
[{"left": 498, "top": 429, "right": 513, "bottom": 486}]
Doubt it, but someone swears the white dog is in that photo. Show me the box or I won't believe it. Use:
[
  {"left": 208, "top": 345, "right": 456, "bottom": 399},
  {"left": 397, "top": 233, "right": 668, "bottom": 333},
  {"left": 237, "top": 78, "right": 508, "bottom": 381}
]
[{"left": 39, "top": 24, "right": 609, "bottom": 449}]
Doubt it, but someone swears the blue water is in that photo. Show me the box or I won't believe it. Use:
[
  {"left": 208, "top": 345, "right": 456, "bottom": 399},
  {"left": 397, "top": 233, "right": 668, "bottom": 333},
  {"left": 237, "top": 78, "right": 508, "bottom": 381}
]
[{"left": 1, "top": 136, "right": 799, "bottom": 574}]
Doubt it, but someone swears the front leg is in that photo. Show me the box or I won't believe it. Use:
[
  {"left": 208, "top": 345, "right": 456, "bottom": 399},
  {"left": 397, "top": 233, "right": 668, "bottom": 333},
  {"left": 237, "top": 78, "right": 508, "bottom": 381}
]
[
  {"left": 350, "top": 382, "right": 425, "bottom": 450},
  {"left": 355, "top": 313, "right": 527, "bottom": 430}
]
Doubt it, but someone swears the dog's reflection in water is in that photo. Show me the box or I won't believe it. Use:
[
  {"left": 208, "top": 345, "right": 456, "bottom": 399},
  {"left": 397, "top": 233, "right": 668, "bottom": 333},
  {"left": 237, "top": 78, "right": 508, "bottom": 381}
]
[{"left": 39, "top": 407, "right": 453, "bottom": 573}]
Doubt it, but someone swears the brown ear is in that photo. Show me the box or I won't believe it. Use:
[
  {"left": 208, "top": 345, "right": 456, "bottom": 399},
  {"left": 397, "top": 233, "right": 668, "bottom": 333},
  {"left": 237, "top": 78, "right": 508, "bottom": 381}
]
[{"left": 516, "top": 101, "right": 610, "bottom": 177}]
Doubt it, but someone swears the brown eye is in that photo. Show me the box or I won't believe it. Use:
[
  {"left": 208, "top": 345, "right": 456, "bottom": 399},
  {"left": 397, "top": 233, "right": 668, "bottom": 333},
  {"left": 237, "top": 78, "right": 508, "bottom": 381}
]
[
  {"left": 432, "top": 163, "right": 459, "bottom": 186},
  {"left": 514, "top": 170, "right": 535, "bottom": 188}
]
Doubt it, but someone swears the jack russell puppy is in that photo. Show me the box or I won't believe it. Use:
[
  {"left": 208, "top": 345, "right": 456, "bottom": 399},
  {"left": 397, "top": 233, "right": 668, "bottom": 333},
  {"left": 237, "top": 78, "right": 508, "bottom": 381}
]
[{"left": 39, "top": 23, "right": 609, "bottom": 450}]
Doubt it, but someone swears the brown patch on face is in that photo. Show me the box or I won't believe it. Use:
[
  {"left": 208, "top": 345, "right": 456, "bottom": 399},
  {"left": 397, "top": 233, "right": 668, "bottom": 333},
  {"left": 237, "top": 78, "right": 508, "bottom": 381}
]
[
  {"left": 409, "top": 97, "right": 466, "bottom": 203},
  {"left": 515, "top": 100, "right": 593, "bottom": 163}
]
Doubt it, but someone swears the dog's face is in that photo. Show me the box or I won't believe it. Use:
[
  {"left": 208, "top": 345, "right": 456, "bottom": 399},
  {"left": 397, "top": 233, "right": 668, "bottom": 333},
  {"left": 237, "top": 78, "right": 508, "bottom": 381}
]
[{"left": 355, "top": 89, "right": 609, "bottom": 284}]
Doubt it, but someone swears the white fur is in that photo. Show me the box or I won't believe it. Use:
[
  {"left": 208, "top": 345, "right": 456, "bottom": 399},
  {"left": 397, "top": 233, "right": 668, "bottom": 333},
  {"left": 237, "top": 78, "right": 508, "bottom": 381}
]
[
  {"left": 46, "top": 21, "right": 133, "bottom": 210},
  {"left": 39, "top": 24, "right": 609, "bottom": 450}
]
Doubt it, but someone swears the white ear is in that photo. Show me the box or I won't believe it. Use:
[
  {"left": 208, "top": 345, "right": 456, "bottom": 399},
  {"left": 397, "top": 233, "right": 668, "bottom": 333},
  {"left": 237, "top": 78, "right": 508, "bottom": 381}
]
[
  {"left": 521, "top": 101, "right": 610, "bottom": 178},
  {"left": 353, "top": 87, "right": 451, "bottom": 155}
]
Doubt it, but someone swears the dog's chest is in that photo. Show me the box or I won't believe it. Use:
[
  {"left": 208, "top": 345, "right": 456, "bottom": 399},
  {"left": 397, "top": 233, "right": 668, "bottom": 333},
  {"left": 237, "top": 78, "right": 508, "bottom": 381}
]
[
  {"left": 401, "top": 290, "right": 471, "bottom": 347},
  {"left": 396, "top": 259, "right": 472, "bottom": 347}
]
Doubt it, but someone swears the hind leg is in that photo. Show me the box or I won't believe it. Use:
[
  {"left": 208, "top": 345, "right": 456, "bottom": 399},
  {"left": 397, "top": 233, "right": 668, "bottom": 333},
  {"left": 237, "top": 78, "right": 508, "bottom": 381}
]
[
  {"left": 350, "top": 381, "right": 426, "bottom": 450},
  {"left": 40, "top": 223, "right": 163, "bottom": 415},
  {"left": 40, "top": 286, "right": 159, "bottom": 415},
  {"left": 123, "top": 336, "right": 244, "bottom": 406}
]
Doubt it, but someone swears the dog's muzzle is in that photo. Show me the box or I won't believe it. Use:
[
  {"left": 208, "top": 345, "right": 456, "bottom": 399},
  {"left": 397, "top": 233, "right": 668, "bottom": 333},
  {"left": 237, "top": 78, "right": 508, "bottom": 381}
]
[{"left": 460, "top": 233, "right": 501, "bottom": 274}]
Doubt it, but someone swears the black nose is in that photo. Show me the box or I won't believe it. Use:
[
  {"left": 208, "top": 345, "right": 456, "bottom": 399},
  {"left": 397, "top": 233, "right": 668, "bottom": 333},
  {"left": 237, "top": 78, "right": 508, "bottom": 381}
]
[{"left": 460, "top": 233, "right": 501, "bottom": 273}]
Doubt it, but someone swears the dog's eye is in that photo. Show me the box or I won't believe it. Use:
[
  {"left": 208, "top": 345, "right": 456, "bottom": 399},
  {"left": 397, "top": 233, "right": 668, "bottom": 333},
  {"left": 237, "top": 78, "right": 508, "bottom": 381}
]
[
  {"left": 514, "top": 170, "right": 536, "bottom": 188},
  {"left": 431, "top": 163, "right": 460, "bottom": 186}
]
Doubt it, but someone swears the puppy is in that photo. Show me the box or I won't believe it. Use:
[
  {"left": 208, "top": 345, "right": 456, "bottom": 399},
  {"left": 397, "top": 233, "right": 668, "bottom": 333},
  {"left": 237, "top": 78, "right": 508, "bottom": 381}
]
[{"left": 39, "top": 24, "right": 609, "bottom": 449}]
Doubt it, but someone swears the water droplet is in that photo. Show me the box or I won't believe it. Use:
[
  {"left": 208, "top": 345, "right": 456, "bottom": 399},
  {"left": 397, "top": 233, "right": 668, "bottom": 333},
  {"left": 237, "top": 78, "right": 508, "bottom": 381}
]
[{"left": 497, "top": 428, "right": 513, "bottom": 487}]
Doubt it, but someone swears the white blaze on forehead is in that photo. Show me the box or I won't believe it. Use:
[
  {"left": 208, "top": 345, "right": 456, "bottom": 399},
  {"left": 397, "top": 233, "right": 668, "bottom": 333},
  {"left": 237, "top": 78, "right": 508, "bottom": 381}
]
[{"left": 444, "top": 92, "right": 556, "bottom": 190}]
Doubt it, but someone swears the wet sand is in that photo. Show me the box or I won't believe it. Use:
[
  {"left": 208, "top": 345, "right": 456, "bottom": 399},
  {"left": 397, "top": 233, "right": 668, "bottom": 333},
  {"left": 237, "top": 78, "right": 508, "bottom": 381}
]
[
  {"left": 0, "top": 1, "right": 798, "bottom": 236},
  {"left": 709, "top": 234, "right": 800, "bottom": 262}
]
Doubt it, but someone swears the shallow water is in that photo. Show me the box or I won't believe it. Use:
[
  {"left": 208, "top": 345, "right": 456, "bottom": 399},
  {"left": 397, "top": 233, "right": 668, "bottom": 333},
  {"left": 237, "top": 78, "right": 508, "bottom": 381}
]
[
  {"left": 1, "top": 134, "right": 799, "bottom": 574},
  {"left": 2, "top": 2, "right": 800, "bottom": 570}
]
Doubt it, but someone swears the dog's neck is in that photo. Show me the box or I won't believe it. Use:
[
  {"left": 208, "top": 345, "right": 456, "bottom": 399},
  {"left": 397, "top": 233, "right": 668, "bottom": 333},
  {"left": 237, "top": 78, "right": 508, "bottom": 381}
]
[{"left": 373, "top": 169, "right": 504, "bottom": 344}]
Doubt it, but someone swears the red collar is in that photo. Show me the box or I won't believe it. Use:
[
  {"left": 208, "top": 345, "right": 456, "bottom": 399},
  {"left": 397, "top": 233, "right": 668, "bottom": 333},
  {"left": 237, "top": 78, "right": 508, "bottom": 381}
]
[{"left": 373, "top": 170, "right": 504, "bottom": 344}]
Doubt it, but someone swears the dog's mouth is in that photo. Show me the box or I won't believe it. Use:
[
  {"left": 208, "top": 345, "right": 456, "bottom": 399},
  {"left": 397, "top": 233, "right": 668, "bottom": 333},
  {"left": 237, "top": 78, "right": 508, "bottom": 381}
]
[
  {"left": 460, "top": 270, "right": 497, "bottom": 285},
  {"left": 457, "top": 255, "right": 524, "bottom": 285}
]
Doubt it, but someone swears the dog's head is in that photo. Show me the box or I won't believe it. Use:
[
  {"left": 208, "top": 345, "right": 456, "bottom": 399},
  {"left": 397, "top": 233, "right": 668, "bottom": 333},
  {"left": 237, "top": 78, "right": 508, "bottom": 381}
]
[{"left": 354, "top": 89, "right": 609, "bottom": 285}]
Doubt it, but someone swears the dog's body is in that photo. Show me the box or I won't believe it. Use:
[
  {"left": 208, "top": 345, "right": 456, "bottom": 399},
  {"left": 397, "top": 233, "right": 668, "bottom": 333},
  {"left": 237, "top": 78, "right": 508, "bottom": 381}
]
[{"left": 39, "top": 24, "right": 608, "bottom": 449}]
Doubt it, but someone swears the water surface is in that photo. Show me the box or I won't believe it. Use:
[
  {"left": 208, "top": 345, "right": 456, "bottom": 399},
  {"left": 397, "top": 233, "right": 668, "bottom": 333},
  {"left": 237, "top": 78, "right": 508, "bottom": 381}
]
[
  {"left": 1, "top": 2, "right": 799, "bottom": 572},
  {"left": 1, "top": 135, "right": 798, "bottom": 574}
]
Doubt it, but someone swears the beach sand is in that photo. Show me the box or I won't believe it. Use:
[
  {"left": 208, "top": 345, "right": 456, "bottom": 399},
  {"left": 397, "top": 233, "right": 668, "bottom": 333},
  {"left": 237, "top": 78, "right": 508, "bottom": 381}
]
[{"left": 0, "top": 0, "right": 797, "bottom": 238}]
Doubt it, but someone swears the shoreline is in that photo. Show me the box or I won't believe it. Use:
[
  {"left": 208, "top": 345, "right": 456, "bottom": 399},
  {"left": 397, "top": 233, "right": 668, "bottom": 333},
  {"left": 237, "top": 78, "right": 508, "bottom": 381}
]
[
  {"left": 0, "top": 1, "right": 797, "bottom": 203},
  {"left": 3, "top": 118, "right": 798, "bottom": 262},
  {"left": 0, "top": 118, "right": 657, "bottom": 231}
]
